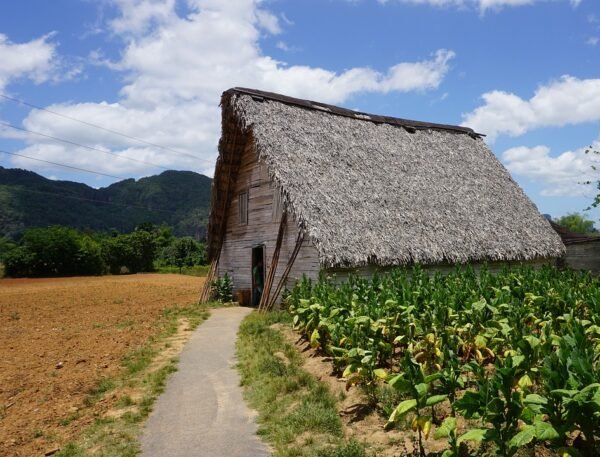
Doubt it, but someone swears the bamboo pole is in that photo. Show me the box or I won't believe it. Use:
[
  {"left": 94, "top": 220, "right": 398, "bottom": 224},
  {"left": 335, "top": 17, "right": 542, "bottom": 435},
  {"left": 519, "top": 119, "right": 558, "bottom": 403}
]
[
  {"left": 198, "top": 259, "right": 218, "bottom": 304},
  {"left": 265, "top": 230, "right": 305, "bottom": 312},
  {"left": 258, "top": 211, "right": 287, "bottom": 312}
]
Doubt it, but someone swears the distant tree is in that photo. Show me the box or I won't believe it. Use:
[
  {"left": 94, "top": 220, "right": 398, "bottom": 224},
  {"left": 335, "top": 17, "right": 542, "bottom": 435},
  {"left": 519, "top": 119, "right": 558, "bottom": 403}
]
[
  {"left": 101, "top": 227, "right": 159, "bottom": 274},
  {"left": 159, "top": 237, "right": 207, "bottom": 272},
  {"left": 0, "top": 236, "right": 17, "bottom": 262},
  {"left": 4, "top": 226, "right": 104, "bottom": 277},
  {"left": 555, "top": 212, "right": 596, "bottom": 234}
]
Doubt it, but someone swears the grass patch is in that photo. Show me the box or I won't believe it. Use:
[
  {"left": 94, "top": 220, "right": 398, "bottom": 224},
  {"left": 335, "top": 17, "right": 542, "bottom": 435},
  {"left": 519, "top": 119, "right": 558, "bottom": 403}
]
[
  {"left": 236, "top": 311, "right": 368, "bottom": 457},
  {"left": 55, "top": 303, "right": 211, "bottom": 457},
  {"left": 155, "top": 265, "right": 210, "bottom": 277}
]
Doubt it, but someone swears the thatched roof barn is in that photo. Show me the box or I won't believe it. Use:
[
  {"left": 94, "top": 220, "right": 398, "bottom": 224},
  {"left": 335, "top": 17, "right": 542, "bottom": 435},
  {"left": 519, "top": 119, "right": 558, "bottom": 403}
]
[{"left": 201, "top": 87, "right": 565, "bottom": 307}]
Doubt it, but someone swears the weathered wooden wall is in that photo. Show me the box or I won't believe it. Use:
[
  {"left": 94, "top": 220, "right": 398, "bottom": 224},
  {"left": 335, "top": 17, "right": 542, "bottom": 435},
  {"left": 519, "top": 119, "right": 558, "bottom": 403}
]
[
  {"left": 217, "top": 139, "right": 320, "bottom": 305},
  {"left": 563, "top": 242, "right": 600, "bottom": 274}
]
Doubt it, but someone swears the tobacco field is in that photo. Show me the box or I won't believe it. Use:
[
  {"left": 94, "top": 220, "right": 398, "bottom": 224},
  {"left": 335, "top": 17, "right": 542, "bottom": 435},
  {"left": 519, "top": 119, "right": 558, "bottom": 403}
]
[{"left": 287, "top": 266, "right": 600, "bottom": 456}]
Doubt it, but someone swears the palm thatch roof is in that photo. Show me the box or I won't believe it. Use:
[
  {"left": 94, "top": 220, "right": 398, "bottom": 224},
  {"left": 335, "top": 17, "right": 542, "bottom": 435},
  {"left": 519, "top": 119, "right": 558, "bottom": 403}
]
[
  {"left": 550, "top": 221, "right": 600, "bottom": 245},
  {"left": 208, "top": 87, "right": 565, "bottom": 268}
]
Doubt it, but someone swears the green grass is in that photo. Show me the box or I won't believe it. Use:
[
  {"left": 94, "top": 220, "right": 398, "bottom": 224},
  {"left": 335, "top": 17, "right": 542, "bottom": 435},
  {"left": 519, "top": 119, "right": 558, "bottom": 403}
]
[
  {"left": 154, "top": 265, "right": 209, "bottom": 277},
  {"left": 55, "top": 303, "right": 211, "bottom": 457},
  {"left": 236, "top": 311, "right": 368, "bottom": 457}
]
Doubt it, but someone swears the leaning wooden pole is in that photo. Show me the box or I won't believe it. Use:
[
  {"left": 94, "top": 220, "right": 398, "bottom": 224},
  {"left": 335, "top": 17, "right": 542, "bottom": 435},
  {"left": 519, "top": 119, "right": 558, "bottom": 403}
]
[
  {"left": 265, "top": 230, "right": 305, "bottom": 312},
  {"left": 198, "top": 259, "right": 218, "bottom": 304},
  {"left": 258, "top": 211, "right": 287, "bottom": 312}
]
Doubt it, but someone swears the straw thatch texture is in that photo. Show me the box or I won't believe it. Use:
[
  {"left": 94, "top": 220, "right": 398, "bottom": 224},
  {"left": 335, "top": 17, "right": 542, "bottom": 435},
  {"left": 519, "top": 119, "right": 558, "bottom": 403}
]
[{"left": 215, "top": 89, "right": 565, "bottom": 268}]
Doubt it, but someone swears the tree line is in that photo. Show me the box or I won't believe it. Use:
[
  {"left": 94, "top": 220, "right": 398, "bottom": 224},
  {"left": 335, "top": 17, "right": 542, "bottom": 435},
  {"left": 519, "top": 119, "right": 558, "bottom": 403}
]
[{"left": 0, "top": 224, "right": 206, "bottom": 278}]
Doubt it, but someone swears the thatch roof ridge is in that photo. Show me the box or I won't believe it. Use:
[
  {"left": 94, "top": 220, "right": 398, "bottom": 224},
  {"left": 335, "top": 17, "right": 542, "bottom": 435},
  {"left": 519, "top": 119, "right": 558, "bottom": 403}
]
[
  {"left": 226, "top": 87, "right": 482, "bottom": 138},
  {"left": 216, "top": 89, "right": 565, "bottom": 267}
]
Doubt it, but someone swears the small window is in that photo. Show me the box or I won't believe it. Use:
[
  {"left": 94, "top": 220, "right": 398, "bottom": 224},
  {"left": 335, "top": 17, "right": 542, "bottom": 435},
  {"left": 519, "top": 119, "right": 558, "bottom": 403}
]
[{"left": 239, "top": 190, "right": 248, "bottom": 225}]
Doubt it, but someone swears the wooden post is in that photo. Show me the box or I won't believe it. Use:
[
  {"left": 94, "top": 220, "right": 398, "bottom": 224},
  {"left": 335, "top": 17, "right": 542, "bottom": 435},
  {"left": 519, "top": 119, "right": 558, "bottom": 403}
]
[
  {"left": 258, "top": 211, "right": 287, "bottom": 312},
  {"left": 265, "top": 230, "right": 305, "bottom": 311},
  {"left": 198, "top": 259, "right": 218, "bottom": 304}
]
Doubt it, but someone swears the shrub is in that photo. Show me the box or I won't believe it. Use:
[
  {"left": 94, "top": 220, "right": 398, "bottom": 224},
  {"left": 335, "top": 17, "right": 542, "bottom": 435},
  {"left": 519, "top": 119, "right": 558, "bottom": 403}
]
[{"left": 211, "top": 273, "right": 233, "bottom": 302}]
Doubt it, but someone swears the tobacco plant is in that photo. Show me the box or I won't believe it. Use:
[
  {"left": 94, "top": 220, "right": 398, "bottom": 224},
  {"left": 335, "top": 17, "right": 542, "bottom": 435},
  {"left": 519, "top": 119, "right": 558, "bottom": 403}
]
[{"left": 286, "top": 266, "right": 600, "bottom": 456}]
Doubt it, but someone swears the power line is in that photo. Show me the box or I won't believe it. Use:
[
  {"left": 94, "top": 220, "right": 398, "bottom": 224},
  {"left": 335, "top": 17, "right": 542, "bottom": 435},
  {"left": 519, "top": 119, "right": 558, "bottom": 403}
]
[
  {"left": 0, "top": 121, "right": 172, "bottom": 171},
  {"left": 0, "top": 149, "right": 125, "bottom": 180},
  {"left": 0, "top": 92, "right": 210, "bottom": 163},
  {"left": 3, "top": 186, "right": 177, "bottom": 214}
]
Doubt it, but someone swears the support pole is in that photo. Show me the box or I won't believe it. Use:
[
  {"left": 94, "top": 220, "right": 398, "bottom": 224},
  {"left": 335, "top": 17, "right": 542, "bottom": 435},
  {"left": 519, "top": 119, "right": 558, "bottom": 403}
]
[
  {"left": 258, "top": 211, "right": 287, "bottom": 312},
  {"left": 265, "top": 230, "right": 305, "bottom": 312}
]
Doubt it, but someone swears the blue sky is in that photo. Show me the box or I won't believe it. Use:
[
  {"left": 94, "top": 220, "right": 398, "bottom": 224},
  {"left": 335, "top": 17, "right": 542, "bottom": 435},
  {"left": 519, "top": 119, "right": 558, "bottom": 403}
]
[{"left": 0, "top": 0, "right": 599, "bottom": 222}]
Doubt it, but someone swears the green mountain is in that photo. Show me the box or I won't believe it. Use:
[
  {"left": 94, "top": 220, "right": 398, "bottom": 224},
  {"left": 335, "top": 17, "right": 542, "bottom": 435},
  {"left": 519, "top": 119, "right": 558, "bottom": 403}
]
[{"left": 0, "top": 167, "right": 212, "bottom": 238}]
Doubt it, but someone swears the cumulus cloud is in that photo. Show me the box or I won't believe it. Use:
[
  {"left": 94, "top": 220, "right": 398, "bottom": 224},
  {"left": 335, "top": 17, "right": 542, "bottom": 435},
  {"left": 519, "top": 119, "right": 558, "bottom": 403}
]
[
  {"left": 0, "top": 33, "right": 58, "bottom": 92},
  {"left": 108, "top": 0, "right": 178, "bottom": 36},
  {"left": 462, "top": 76, "right": 600, "bottom": 141},
  {"left": 502, "top": 141, "right": 600, "bottom": 197},
  {"left": 7, "top": 0, "right": 455, "bottom": 178}
]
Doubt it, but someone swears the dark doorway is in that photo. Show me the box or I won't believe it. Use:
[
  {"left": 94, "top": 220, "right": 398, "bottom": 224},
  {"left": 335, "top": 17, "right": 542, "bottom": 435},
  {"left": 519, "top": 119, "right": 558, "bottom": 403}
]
[{"left": 251, "top": 245, "right": 265, "bottom": 307}]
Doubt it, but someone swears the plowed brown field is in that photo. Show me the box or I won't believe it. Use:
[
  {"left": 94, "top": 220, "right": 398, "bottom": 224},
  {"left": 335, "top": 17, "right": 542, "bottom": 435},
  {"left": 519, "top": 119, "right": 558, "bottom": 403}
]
[{"left": 0, "top": 274, "right": 203, "bottom": 457}]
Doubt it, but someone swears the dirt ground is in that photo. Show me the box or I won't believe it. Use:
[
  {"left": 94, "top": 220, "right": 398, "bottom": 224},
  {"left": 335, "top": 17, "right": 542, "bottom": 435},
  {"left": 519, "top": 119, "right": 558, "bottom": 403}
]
[{"left": 0, "top": 274, "right": 203, "bottom": 457}]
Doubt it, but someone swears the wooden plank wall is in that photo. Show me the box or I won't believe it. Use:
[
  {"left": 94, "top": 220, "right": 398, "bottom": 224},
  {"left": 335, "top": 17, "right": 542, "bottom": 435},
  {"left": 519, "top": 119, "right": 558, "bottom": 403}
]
[
  {"left": 218, "top": 140, "right": 320, "bottom": 305},
  {"left": 564, "top": 242, "right": 600, "bottom": 274}
]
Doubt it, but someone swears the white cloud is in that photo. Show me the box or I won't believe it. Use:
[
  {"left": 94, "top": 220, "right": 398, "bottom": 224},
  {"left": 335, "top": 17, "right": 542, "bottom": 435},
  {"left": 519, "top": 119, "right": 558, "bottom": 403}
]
[
  {"left": 376, "top": 0, "right": 580, "bottom": 13},
  {"left": 5, "top": 0, "right": 454, "bottom": 179},
  {"left": 255, "top": 9, "right": 282, "bottom": 35},
  {"left": 587, "top": 36, "right": 599, "bottom": 46},
  {"left": 108, "top": 0, "right": 178, "bottom": 36},
  {"left": 502, "top": 141, "right": 600, "bottom": 197},
  {"left": 0, "top": 33, "right": 58, "bottom": 92},
  {"left": 462, "top": 76, "right": 600, "bottom": 141},
  {"left": 276, "top": 41, "right": 290, "bottom": 51}
]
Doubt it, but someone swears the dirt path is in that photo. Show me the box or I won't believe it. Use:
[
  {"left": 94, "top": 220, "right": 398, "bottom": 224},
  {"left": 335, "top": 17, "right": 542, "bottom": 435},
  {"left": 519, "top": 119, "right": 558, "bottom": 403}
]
[{"left": 140, "top": 307, "right": 269, "bottom": 457}]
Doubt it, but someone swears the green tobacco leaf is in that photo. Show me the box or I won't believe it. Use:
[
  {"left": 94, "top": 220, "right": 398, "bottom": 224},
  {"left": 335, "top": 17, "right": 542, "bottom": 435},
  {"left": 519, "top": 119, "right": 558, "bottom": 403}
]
[
  {"left": 415, "top": 383, "right": 428, "bottom": 400},
  {"left": 434, "top": 417, "right": 456, "bottom": 439},
  {"left": 474, "top": 334, "right": 487, "bottom": 349},
  {"left": 453, "top": 391, "right": 482, "bottom": 418},
  {"left": 509, "top": 426, "right": 536, "bottom": 448},
  {"left": 457, "top": 428, "right": 489, "bottom": 444},
  {"left": 524, "top": 394, "right": 548, "bottom": 406},
  {"left": 426, "top": 394, "right": 448, "bottom": 407},
  {"left": 518, "top": 374, "right": 534, "bottom": 389},
  {"left": 523, "top": 335, "right": 540, "bottom": 349},
  {"left": 424, "top": 373, "right": 442, "bottom": 383},
  {"left": 342, "top": 363, "right": 358, "bottom": 378},
  {"left": 533, "top": 420, "right": 559, "bottom": 441},
  {"left": 373, "top": 368, "right": 388, "bottom": 380},
  {"left": 310, "top": 328, "right": 320, "bottom": 348},
  {"left": 389, "top": 399, "right": 417, "bottom": 422},
  {"left": 512, "top": 354, "right": 526, "bottom": 368}
]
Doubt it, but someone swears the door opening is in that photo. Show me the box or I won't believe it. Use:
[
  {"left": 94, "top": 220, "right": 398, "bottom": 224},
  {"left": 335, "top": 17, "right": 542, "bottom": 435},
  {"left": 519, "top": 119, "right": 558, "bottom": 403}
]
[{"left": 251, "top": 245, "right": 265, "bottom": 307}]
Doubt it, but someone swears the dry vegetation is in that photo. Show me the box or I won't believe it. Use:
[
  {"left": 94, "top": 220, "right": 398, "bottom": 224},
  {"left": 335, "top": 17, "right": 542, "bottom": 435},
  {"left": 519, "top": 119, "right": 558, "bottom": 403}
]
[{"left": 0, "top": 274, "right": 203, "bottom": 457}]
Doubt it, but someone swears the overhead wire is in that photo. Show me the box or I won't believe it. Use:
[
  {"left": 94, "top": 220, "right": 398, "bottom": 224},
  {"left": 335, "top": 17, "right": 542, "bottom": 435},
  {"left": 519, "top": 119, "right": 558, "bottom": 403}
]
[
  {"left": 0, "top": 121, "right": 172, "bottom": 171},
  {"left": 0, "top": 149, "right": 126, "bottom": 180},
  {"left": 0, "top": 92, "right": 210, "bottom": 163}
]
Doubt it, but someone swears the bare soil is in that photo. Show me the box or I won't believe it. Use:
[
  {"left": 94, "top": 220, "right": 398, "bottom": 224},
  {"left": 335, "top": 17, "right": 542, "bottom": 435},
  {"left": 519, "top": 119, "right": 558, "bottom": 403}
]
[{"left": 0, "top": 274, "right": 203, "bottom": 457}]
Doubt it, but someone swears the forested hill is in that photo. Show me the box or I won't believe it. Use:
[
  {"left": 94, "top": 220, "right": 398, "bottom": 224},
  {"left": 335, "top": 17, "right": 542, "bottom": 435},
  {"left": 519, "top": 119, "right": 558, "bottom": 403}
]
[{"left": 0, "top": 167, "right": 212, "bottom": 238}]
